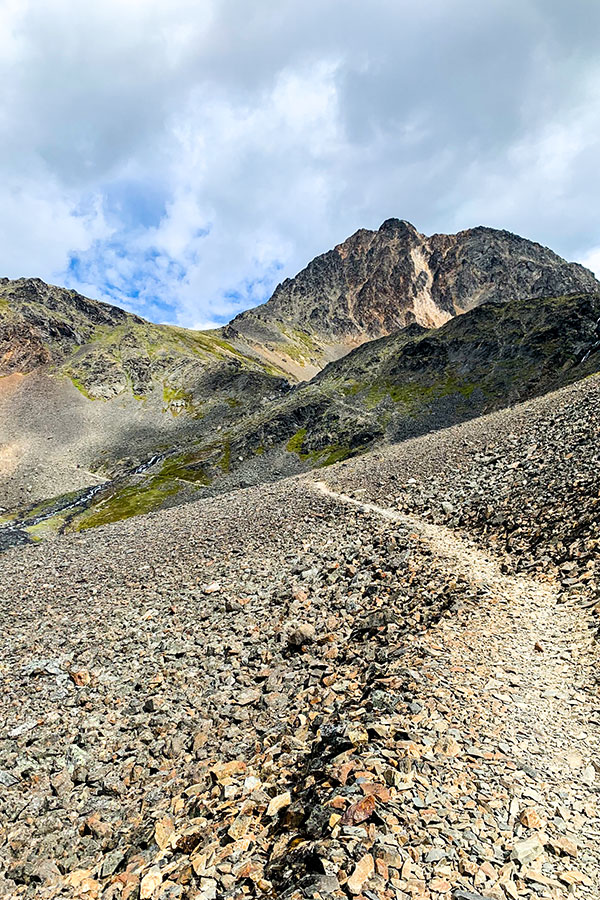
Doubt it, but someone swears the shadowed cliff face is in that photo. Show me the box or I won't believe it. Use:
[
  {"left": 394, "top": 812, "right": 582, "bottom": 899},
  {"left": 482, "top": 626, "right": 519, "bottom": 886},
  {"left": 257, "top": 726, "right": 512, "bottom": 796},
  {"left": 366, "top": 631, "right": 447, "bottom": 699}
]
[
  {"left": 224, "top": 219, "right": 599, "bottom": 376},
  {"left": 213, "top": 290, "right": 600, "bottom": 475}
]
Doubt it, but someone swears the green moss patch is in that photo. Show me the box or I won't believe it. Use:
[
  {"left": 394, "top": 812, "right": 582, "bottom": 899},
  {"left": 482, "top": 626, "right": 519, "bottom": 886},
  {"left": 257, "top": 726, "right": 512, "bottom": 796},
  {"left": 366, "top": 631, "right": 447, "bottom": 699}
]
[
  {"left": 286, "top": 428, "right": 308, "bottom": 456},
  {"left": 162, "top": 382, "right": 194, "bottom": 414},
  {"left": 219, "top": 439, "right": 231, "bottom": 473},
  {"left": 318, "top": 446, "right": 356, "bottom": 467},
  {"left": 285, "top": 427, "right": 361, "bottom": 468},
  {"left": 278, "top": 327, "right": 321, "bottom": 363},
  {"left": 76, "top": 476, "right": 184, "bottom": 530},
  {"left": 26, "top": 516, "right": 69, "bottom": 542},
  {"left": 340, "top": 381, "right": 364, "bottom": 397},
  {"left": 69, "top": 375, "right": 97, "bottom": 400},
  {"left": 363, "top": 375, "right": 477, "bottom": 410},
  {"left": 160, "top": 453, "right": 212, "bottom": 484}
]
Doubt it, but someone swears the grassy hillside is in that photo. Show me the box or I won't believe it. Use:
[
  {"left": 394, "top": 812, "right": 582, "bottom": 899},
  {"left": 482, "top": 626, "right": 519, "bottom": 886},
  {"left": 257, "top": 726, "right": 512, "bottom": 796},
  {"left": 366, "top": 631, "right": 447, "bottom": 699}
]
[
  {"left": 0, "top": 279, "right": 291, "bottom": 509},
  {"left": 215, "top": 290, "right": 600, "bottom": 464},
  {"left": 0, "top": 277, "right": 288, "bottom": 404}
]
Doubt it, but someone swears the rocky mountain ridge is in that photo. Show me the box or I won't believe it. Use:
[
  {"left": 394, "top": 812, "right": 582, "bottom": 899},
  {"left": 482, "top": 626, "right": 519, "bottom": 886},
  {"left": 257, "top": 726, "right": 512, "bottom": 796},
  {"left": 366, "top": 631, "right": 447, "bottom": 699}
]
[
  {"left": 0, "top": 277, "right": 287, "bottom": 399},
  {"left": 0, "top": 278, "right": 289, "bottom": 508},
  {"left": 1, "top": 220, "right": 599, "bottom": 528},
  {"left": 2, "top": 221, "right": 597, "bottom": 394},
  {"left": 169, "top": 288, "right": 600, "bottom": 501},
  {"left": 226, "top": 219, "right": 599, "bottom": 377}
]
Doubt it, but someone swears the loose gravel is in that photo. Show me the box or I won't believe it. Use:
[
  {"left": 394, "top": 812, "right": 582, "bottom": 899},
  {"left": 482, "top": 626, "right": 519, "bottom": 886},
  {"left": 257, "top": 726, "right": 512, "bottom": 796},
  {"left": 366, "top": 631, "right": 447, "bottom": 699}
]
[{"left": 0, "top": 375, "right": 598, "bottom": 899}]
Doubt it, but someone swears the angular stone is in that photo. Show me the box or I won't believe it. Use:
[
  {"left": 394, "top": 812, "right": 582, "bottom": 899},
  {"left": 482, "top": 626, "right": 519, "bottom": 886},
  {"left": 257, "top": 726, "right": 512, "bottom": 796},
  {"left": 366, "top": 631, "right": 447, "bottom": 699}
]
[
  {"left": 347, "top": 853, "right": 374, "bottom": 894},
  {"left": 140, "top": 866, "right": 162, "bottom": 899},
  {"left": 340, "top": 793, "right": 376, "bottom": 825},
  {"left": 551, "top": 835, "right": 577, "bottom": 858},
  {"left": 511, "top": 834, "right": 545, "bottom": 866},
  {"left": 266, "top": 791, "right": 291, "bottom": 817},
  {"left": 287, "top": 623, "right": 316, "bottom": 647},
  {"left": 519, "top": 806, "right": 542, "bottom": 829}
]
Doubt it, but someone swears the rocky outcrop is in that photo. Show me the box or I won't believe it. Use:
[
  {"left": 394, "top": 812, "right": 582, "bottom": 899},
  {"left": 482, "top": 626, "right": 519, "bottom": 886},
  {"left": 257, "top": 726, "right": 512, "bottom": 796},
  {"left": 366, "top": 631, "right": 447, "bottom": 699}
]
[
  {"left": 0, "top": 277, "right": 136, "bottom": 373},
  {"left": 0, "top": 320, "right": 52, "bottom": 374},
  {"left": 225, "top": 220, "right": 599, "bottom": 376},
  {"left": 0, "top": 276, "right": 288, "bottom": 400}
]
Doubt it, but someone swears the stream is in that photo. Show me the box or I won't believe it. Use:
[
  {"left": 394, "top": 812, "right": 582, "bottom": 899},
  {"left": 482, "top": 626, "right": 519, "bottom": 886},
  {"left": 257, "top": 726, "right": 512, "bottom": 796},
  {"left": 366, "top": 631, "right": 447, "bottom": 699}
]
[{"left": 0, "top": 452, "right": 166, "bottom": 552}]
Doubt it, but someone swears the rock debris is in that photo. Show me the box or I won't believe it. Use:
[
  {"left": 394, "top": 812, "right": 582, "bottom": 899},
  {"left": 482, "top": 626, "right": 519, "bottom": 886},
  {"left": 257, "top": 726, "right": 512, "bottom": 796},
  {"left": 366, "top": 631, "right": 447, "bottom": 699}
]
[{"left": 1, "top": 374, "right": 599, "bottom": 899}]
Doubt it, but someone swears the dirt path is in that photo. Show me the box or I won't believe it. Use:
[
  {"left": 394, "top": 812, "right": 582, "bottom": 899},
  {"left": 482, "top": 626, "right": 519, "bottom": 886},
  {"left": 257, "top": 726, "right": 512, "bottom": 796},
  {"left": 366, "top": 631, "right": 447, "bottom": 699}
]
[{"left": 313, "top": 479, "right": 600, "bottom": 898}]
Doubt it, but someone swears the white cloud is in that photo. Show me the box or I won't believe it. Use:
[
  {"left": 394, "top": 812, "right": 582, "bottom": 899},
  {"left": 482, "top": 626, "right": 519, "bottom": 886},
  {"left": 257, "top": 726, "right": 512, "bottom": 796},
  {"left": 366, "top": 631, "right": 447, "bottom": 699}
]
[
  {"left": 1, "top": 0, "right": 600, "bottom": 325},
  {"left": 578, "top": 248, "right": 600, "bottom": 279},
  {"left": 0, "top": 174, "right": 110, "bottom": 279}
]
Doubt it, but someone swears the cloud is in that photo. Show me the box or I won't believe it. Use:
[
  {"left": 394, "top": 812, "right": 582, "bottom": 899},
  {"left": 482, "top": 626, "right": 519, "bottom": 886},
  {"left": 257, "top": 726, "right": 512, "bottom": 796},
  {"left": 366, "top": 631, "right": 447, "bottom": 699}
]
[
  {"left": 578, "top": 248, "right": 600, "bottom": 279},
  {"left": 1, "top": 0, "right": 600, "bottom": 326}
]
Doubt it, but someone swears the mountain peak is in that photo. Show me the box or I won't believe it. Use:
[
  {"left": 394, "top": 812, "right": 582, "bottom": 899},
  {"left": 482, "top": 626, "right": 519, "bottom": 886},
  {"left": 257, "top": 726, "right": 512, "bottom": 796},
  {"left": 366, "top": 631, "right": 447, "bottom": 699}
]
[
  {"left": 225, "top": 222, "right": 600, "bottom": 379},
  {"left": 378, "top": 217, "right": 419, "bottom": 234}
]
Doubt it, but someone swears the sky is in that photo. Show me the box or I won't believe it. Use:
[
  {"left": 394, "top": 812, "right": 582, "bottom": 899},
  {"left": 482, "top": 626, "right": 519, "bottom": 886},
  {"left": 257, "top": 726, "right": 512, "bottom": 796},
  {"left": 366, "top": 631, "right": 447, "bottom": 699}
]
[{"left": 2, "top": 0, "right": 600, "bottom": 329}]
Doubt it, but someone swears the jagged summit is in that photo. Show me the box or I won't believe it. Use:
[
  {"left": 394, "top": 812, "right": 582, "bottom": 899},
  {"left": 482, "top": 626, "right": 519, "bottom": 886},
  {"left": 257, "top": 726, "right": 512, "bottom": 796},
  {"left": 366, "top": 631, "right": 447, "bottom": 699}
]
[
  {"left": 225, "top": 220, "right": 599, "bottom": 377},
  {"left": 378, "top": 216, "right": 418, "bottom": 233}
]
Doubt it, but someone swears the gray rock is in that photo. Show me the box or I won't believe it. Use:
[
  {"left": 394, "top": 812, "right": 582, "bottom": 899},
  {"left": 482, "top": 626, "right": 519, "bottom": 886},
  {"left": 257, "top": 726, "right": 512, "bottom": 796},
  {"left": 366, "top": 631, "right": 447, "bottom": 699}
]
[{"left": 287, "top": 623, "right": 316, "bottom": 647}]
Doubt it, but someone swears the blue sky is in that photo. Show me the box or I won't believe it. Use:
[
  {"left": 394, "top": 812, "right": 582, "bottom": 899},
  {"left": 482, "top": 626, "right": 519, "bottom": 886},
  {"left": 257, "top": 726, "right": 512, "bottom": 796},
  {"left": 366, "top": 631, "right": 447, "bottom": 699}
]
[{"left": 1, "top": 0, "right": 600, "bottom": 329}]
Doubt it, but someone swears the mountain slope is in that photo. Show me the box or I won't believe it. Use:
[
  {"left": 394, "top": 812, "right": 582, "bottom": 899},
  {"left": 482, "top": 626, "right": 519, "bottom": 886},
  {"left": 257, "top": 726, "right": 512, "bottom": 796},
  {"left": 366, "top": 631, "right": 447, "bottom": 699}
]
[
  {"left": 201, "top": 289, "right": 600, "bottom": 475},
  {"left": 0, "top": 276, "right": 287, "bottom": 398},
  {"left": 0, "top": 278, "right": 289, "bottom": 507},
  {"left": 225, "top": 219, "right": 599, "bottom": 377},
  {"left": 3, "top": 289, "right": 599, "bottom": 545},
  {"left": 1, "top": 221, "right": 599, "bottom": 521},
  {"left": 1, "top": 371, "right": 599, "bottom": 898}
]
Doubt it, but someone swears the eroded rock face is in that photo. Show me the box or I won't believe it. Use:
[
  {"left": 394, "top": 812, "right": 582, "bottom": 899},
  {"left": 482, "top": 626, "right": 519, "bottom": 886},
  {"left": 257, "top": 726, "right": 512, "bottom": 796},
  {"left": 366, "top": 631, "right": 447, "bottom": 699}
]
[
  {"left": 0, "top": 277, "right": 135, "bottom": 375},
  {"left": 226, "top": 219, "right": 599, "bottom": 364},
  {"left": 0, "top": 320, "right": 51, "bottom": 374}
]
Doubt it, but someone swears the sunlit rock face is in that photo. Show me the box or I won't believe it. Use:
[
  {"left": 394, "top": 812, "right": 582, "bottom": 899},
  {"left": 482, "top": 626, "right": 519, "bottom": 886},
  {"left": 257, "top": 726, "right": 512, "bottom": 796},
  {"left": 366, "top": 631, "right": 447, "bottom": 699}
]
[{"left": 224, "top": 219, "right": 599, "bottom": 378}]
